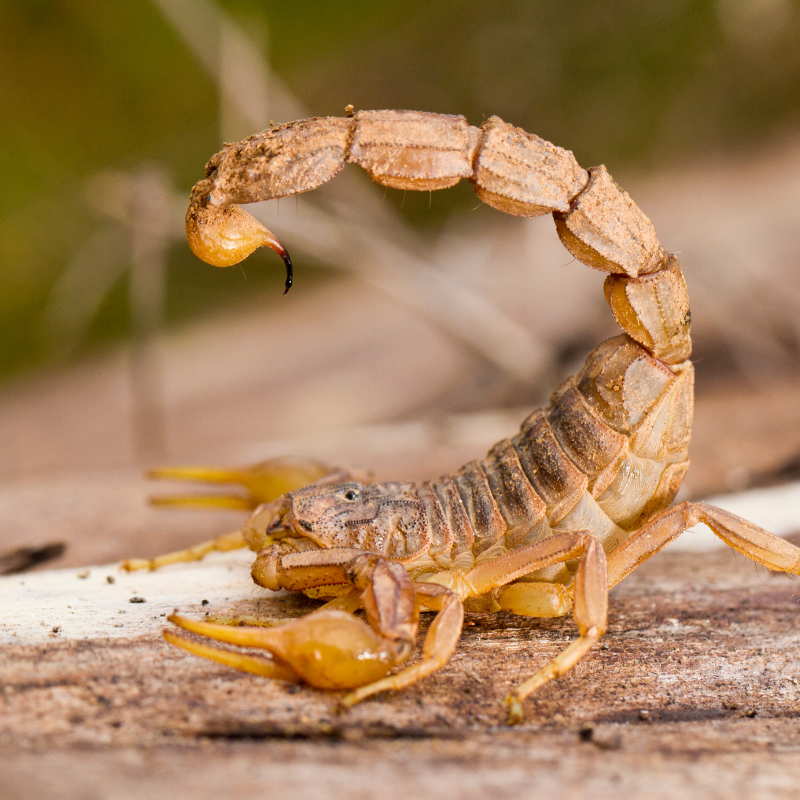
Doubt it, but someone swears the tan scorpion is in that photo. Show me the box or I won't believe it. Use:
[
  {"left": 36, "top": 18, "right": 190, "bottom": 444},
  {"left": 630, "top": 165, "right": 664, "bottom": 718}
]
[{"left": 124, "top": 109, "right": 800, "bottom": 723}]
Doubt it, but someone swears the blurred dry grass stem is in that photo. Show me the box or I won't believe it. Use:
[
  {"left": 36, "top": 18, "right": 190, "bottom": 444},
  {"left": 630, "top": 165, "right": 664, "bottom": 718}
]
[
  {"left": 77, "top": 0, "right": 549, "bottom": 385},
  {"left": 4, "top": 0, "right": 800, "bottom": 484}
]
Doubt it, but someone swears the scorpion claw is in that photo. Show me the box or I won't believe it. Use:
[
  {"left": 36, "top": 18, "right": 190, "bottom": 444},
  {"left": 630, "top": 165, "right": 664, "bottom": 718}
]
[
  {"left": 166, "top": 610, "right": 399, "bottom": 690},
  {"left": 163, "top": 628, "right": 299, "bottom": 683},
  {"left": 147, "top": 458, "right": 334, "bottom": 511}
]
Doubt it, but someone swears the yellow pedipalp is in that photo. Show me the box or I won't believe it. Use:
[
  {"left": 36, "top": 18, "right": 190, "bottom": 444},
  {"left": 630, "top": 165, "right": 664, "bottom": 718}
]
[
  {"left": 148, "top": 459, "right": 333, "bottom": 509},
  {"left": 167, "top": 611, "right": 397, "bottom": 690},
  {"left": 163, "top": 630, "right": 299, "bottom": 683}
]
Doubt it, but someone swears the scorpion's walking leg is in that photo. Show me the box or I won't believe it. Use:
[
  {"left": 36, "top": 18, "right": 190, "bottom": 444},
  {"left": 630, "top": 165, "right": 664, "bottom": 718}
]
[
  {"left": 450, "top": 532, "right": 607, "bottom": 723},
  {"left": 168, "top": 545, "right": 463, "bottom": 698},
  {"left": 121, "top": 498, "right": 278, "bottom": 572},
  {"left": 607, "top": 501, "right": 800, "bottom": 587},
  {"left": 122, "top": 529, "right": 249, "bottom": 572},
  {"left": 122, "top": 509, "right": 281, "bottom": 572}
]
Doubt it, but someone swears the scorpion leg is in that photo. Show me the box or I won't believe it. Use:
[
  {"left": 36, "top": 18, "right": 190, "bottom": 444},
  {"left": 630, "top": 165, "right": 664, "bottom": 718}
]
[
  {"left": 450, "top": 532, "right": 607, "bottom": 723},
  {"left": 122, "top": 529, "right": 248, "bottom": 572},
  {"left": 340, "top": 582, "right": 463, "bottom": 708},
  {"left": 607, "top": 501, "right": 800, "bottom": 587},
  {"left": 121, "top": 497, "right": 291, "bottom": 572}
]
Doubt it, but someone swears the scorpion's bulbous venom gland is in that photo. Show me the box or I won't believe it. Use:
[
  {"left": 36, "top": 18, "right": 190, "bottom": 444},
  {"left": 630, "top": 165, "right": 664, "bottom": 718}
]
[{"left": 185, "top": 179, "right": 293, "bottom": 292}]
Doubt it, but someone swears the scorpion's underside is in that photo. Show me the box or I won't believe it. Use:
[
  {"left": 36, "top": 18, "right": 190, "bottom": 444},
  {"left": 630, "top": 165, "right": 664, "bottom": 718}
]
[{"left": 128, "top": 109, "right": 800, "bottom": 722}]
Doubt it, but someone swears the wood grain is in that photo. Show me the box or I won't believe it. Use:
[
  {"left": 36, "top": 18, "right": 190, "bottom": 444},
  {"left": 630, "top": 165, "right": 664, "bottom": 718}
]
[{"left": 2, "top": 531, "right": 800, "bottom": 799}]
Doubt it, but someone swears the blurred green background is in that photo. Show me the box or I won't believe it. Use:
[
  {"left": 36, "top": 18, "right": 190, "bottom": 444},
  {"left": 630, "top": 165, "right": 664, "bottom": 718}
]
[{"left": 2, "top": 0, "right": 800, "bottom": 381}]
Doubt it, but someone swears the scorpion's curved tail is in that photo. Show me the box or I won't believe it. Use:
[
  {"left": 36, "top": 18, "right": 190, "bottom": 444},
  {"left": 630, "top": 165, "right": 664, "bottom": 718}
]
[{"left": 185, "top": 109, "right": 691, "bottom": 367}]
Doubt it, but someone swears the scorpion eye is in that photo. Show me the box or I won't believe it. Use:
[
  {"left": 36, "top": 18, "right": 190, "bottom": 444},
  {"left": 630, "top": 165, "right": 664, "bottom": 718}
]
[{"left": 344, "top": 489, "right": 358, "bottom": 501}]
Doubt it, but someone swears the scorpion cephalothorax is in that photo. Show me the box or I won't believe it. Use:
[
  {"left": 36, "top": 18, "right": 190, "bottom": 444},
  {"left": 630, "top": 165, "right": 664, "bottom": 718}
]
[
  {"left": 125, "top": 109, "right": 800, "bottom": 723},
  {"left": 266, "top": 481, "right": 430, "bottom": 559}
]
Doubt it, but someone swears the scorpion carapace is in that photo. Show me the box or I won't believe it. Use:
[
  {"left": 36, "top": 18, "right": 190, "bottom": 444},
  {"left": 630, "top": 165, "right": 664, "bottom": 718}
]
[{"left": 130, "top": 109, "right": 800, "bottom": 723}]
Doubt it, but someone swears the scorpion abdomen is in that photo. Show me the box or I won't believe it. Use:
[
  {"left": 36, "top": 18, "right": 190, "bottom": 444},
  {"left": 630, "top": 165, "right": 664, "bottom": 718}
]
[{"left": 415, "top": 334, "right": 693, "bottom": 566}]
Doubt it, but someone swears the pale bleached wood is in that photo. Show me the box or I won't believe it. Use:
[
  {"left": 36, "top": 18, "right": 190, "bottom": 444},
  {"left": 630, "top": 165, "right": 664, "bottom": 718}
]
[{"left": 2, "top": 472, "right": 800, "bottom": 800}]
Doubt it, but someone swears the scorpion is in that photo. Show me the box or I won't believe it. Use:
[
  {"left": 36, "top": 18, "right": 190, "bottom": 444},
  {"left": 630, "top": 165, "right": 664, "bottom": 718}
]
[{"left": 124, "top": 109, "right": 800, "bottom": 723}]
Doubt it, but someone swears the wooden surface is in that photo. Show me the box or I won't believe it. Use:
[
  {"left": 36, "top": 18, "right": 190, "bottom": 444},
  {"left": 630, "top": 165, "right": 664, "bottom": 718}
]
[
  {"left": 2, "top": 490, "right": 800, "bottom": 799},
  {"left": 2, "top": 299, "right": 800, "bottom": 799}
]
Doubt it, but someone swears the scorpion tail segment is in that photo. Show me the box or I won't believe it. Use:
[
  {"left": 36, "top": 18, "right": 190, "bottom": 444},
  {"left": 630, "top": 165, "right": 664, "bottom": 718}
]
[
  {"left": 548, "top": 162, "right": 692, "bottom": 363},
  {"left": 186, "top": 179, "right": 292, "bottom": 284},
  {"left": 147, "top": 458, "right": 334, "bottom": 510},
  {"left": 163, "top": 629, "right": 300, "bottom": 683},
  {"left": 553, "top": 165, "right": 667, "bottom": 278},
  {"left": 603, "top": 255, "right": 692, "bottom": 364},
  {"left": 167, "top": 611, "right": 400, "bottom": 690}
]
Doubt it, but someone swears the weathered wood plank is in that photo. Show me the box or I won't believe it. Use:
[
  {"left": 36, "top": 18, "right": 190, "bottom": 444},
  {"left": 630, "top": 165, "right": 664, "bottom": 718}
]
[{"left": 2, "top": 542, "right": 800, "bottom": 799}]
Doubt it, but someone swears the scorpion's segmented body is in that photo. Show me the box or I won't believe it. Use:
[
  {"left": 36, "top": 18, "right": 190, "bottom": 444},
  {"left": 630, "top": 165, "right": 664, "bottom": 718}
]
[
  {"left": 285, "top": 330, "right": 693, "bottom": 582},
  {"left": 137, "top": 109, "right": 800, "bottom": 723}
]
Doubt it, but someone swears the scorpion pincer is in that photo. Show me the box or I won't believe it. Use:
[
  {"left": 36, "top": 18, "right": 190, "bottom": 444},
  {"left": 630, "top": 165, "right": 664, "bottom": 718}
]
[{"left": 126, "top": 109, "right": 800, "bottom": 723}]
